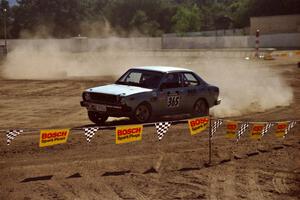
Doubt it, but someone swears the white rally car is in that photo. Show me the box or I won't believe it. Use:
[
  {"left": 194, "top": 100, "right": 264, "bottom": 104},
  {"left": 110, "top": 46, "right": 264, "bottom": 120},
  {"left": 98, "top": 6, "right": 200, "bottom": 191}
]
[{"left": 81, "top": 66, "right": 221, "bottom": 124}]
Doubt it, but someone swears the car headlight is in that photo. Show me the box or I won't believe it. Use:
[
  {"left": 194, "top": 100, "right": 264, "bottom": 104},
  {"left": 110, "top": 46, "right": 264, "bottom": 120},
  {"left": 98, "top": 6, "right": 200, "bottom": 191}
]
[{"left": 83, "top": 92, "right": 91, "bottom": 101}]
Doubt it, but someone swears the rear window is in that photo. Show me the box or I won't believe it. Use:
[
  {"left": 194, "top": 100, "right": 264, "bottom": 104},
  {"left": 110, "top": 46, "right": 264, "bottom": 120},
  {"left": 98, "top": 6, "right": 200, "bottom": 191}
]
[{"left": 182, "top": 73, "right": 200, "bottom": 86}]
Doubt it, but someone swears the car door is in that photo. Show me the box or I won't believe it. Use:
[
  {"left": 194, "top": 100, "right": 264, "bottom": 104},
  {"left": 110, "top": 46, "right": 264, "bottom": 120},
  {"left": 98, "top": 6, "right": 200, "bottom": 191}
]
[
  {"left": 180, "top": 72, "right": 202, "bottom": 112},
  {"left": 157, "top": 73, "right": 184, "bottom": 115}
]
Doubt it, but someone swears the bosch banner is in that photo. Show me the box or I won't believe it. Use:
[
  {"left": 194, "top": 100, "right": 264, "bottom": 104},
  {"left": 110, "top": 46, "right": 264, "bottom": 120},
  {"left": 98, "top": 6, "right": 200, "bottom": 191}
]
[
  {"left": 226, "top": 121, "right": 238, "bottom": 139},
  {"left": 250, "top": 123, "right": 265, "bottom": 139},
  {"left": 39, "top": 129, "right": 70, "bottom": 147},
  {"left": 188, "top": 117, "right": 209, "bottom": 135},
  {"left": 116, "top": 124, "right": 143, "bottom": 144},
  {"left": 275, "top": 122, "right": 288, "bottom": 138}
]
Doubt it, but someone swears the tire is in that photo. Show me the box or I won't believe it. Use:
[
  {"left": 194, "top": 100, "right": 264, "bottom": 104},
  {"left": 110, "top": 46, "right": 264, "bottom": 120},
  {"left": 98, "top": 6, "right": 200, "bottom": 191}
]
[
  {"left": 193, "top": 99, "right": 209, "bottom": 117},
  {"left": 88, "top": 111, "right": 108, "bottom": 125},
  {"left": 133, "top": 103, "right": 152, "bottom": 123}
]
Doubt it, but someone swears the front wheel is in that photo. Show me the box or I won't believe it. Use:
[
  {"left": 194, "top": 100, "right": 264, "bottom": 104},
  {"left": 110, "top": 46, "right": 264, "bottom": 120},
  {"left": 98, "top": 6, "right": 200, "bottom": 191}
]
[
  {"left": 88, "top": 111, "right": 108, "bottom": 125},
  {"left": 133, "top": 103, "right": 152, "bottom": 123},
  {"left": 193, "top": 99, "right": 209, "bottom": 117}
]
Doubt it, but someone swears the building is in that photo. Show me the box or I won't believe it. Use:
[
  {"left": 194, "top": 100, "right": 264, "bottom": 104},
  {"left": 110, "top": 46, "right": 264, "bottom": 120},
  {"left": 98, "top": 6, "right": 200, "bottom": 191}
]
[{"left": 250, "top": 14, "right": 300, "bottom": 35}]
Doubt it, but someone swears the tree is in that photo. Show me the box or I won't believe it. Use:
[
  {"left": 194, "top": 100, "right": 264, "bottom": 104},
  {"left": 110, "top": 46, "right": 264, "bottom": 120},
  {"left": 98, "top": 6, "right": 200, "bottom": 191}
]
[
  {"left": 171, "top": 4, "right": 202, "bottom": 34},
  {"left": 0, "top": 0, "right": 10, "bottom": 39},
  {"left": 229, "top": 0, "right": 251, "bottom": 28},
  {"left": 200, "top": 1, "right": 233, "bottom": 30},
  {"left": 105, "top": 0, "right": 171, "bottom": 36},
  {"left": 10, "top": 0, "right": 93, "bottom": 38},
  {"left": 4, "top": 0, "right": 300, "bottom": 38}
]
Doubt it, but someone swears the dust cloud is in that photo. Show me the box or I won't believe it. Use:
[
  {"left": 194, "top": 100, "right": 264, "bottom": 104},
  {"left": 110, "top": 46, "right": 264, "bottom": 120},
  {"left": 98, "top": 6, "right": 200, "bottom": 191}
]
[
  {"left": 0, "top": 40, "right": 294, "bottom": 117},
  {"left": 194, "top": 59, "right": 294, "bottom": 117},
  {"left": 1, "top": 40, "right": 120, "bottom": 79}
]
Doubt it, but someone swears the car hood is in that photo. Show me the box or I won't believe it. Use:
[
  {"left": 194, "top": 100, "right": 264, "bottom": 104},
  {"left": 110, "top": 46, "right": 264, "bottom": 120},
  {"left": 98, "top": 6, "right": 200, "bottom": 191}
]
[{"left": 86, "top": 84, "right": 153, "bottom": 96}]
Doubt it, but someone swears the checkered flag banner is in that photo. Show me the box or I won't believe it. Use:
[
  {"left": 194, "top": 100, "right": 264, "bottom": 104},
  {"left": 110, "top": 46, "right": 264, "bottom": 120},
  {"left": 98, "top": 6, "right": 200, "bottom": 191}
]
[
  {"left": 84, "top": 127, "right": 99, "bottom": 143},
  {"left": 6, "top": 129, "right": 23, "bottom": 145},
  {"left": 155, "top": 122, "right": 171, "bottom": 140},
  {"left": 211, "top": 119, "right": 223, "bottom": 136},
  {"left": 237, "top": 122, "right": 249, "bottom": 141},
  {"left": 284, "top": 121, "right": 297, "bottom": 138},
  {"left": 261, "top": 122, "right": 274, "bottom": 137}
]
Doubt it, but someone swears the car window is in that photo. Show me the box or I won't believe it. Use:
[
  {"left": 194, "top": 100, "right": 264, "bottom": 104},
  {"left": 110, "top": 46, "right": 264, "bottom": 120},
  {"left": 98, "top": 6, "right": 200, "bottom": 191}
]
[
  {"left": 125, "top": 72, "right": 141, "bottom": 84},
  {"left": 182, "top": 73, "right": 200, "bottom": 87},
  {"left": 116, "top": 70, "right": 163, "bottom": 89},
  {"left": 160, "top": 73, "right": 182, "bottom": 89}
]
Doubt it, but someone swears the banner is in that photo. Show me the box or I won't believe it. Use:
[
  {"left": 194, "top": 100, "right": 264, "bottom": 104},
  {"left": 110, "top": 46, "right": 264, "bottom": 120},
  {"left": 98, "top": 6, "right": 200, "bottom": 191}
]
[
  {"left": 226, "top": 121, "right": 238, "bottom": 139},
  {"left": 284, "top": 121, "right": 297, "bottom": 138},
  {"left": 39, "top": 129, "right": 70, "bottom": 147},
  {"left": 6, "top": 129, "right": 23, "bottom": 145},
  {"left": 116, "top": 124, "right": 143, "bottom": 144},
  {"left": 211, "top": 119, "right": 223, "bottom": 136},
  {"left": 237, "top": 122, "right": 249, "bottom": 141},
  {"left": 250, "top": 123, "right": 265, "bottom": 139},
  {"left": 2, "top": 117, "right": 299, "bottom": 147},
  {"left": 84, "top": 127, "right": 99, "bottom": 143},
  {"left": 261, "top": 122, "right": 274, "bottom": 137},
  {"left": 188, "top": 117, "right": 209, "bottom": 135},
  {"left": 155, "top": 122, "right": 171, "bottom": 140},
  {"left": 275, "top": 122, "right": 288, "bottom": 138}
]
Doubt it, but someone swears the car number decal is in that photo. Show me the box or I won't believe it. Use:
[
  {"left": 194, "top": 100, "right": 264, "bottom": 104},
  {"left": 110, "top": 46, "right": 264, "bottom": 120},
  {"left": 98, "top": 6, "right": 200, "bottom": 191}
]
[{"left": 167, "top": 95, "right": 180, "bottom": 108}]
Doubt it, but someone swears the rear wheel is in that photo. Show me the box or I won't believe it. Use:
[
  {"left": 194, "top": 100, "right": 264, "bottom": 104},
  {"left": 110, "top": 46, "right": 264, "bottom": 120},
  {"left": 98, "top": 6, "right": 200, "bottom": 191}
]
[
  {"left": 88, "top": 111, "right": 108, "bottom": 125},
  {"left": 133, "top": 103, "right": 152, "bottom": 123},
  {"left": 193, "top": 99, "right": 209, "bottom": 117}
]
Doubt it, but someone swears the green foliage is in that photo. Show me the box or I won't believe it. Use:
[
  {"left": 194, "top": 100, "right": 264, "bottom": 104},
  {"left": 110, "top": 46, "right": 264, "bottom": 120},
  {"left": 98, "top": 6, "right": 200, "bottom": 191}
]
[
  {"left": 0, "top": 0, "right": 10, "bottom": 38},
  {"left": 171, "top": 4, "right": 202, "bottom": 34},
  {"left": 0, "top": 0, "right": 298, "bottom": 38},
  {"left": 11, "top": 0, "right": 90, "bottom": 37},
  {"left": 200, "top": 2, "right": 232, "bottom": 30},
  {"left": 130, "top": 10, "right": 162, "bottom": 36},
  {"left": 229, "top": 0, "right": 251, "bottom": 28},
  {"left": 104, "top": 0, "right": 172, "bottom": 36}
]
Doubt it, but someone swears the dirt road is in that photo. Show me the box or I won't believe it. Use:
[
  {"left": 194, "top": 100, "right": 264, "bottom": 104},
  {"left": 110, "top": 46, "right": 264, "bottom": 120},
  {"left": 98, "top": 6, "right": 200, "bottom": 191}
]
[{"left": 0, "top": 56, "right": 299, "bottom": 199}]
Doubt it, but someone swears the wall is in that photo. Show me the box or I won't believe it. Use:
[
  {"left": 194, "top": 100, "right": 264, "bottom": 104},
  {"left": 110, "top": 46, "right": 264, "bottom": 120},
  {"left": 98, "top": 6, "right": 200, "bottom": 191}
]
[
  {"left": 162, "top": 33, "right": 300, "bottom": 49},
  {"left": 163, "top": 28, "right": 250, "bottom": 37},
  {"left": 258, "top": 33, "right": 300, "bottom": 48},
  {"left": 2, "top": 37, "right": 162, "bottom": 52},
  {"left": 162, "top": 36, "right": 251, "bottom": 49},
  {"left": 1, "top": 33, "right": 299, "bottom": 52}
]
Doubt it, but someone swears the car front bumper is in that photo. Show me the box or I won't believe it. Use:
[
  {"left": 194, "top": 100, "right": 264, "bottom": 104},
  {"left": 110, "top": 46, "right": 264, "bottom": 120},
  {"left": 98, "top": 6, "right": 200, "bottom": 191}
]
[{"left": 80, "top": 101, "right": 132, "bottom": 117}]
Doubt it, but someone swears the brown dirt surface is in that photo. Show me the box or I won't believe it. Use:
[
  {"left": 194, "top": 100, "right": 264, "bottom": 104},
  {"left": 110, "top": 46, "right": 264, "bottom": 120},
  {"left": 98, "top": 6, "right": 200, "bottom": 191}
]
[{"left": 0, "top": 57, "right": 300, "bottom": 200}]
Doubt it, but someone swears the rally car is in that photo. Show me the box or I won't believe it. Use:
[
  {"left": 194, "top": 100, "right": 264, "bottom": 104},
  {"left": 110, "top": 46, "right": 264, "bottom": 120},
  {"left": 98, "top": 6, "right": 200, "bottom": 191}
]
[{"left": 80, "top": 66, "right": 221, "bottom": 124}]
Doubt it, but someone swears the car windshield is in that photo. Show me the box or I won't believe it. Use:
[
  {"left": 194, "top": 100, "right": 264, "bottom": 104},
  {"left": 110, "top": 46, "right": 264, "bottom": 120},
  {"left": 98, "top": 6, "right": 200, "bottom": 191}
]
[{"left": 116, "top": 69, "right": 163, "bottom": 89}]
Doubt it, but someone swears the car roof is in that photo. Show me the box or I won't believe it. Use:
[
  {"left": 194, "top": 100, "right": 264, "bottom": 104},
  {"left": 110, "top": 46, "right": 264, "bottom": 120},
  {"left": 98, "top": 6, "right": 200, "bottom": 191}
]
[{"left": 131, "top": 66, "right": 193, "bottom": 73}]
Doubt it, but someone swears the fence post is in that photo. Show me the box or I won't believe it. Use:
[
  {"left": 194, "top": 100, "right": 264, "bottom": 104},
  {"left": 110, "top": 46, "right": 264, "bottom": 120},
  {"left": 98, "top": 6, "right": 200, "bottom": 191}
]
[
  {"left": 208, "top": 116, "right": 212, "bottom": 165},
  {"left": 255, "top": 29, "right": 260, "bottom": 58}
]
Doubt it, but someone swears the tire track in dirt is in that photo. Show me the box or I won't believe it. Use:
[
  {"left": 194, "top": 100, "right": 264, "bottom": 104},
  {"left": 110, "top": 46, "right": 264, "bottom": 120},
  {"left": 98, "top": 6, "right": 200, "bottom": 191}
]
[
  {"left": 221, "top": 164, "right": 238, "bottom": 199},
  {"left": 11, "top": 176, "right": 124, "bottom": 199},
  {"left": 59, "top": 177, "right": 123, "bottom": 200},
  {"left": 246, "top": 168, "right": 266, "bottom": 199},
  {"left": 103, "top": 176, "right": 151, "bottom": 200},
  {"left": 271, "top": 170, "right": 300, "bottom": 195},
  {"left": 196, "top": 164, "right": 239, "bottom": 200},
  {"left": 127, "top": 174, "right": 166, "bottom": 199},
  {"left": 206, "top": 169, "right": 219, "bottom": 200},
  {"left": 123, "top": 171, "right": 208, "bottom": 199},
  {"left": 272, "top": 172, "right": 290, "bottom": 194}
]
